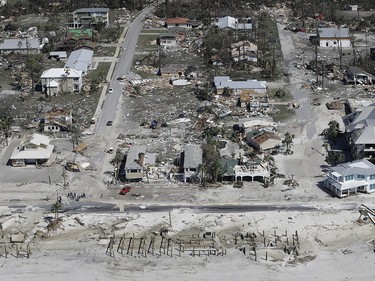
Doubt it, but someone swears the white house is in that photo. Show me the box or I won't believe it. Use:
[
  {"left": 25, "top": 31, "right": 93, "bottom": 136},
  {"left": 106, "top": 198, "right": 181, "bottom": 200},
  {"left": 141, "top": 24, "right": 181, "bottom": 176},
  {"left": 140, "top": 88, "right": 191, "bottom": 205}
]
[
  {"left": 216, "top": 16, "right": 252, "bottom": 30},
  {"left": 324, "top": 159, "right": 375, "bottom": 197},
  {"left": 10, "top": 133, "right": 54, "bottom": 166},
  {"left": 317, "top": 27, "right": 351, "bottom": 48},
  {"left": 124, "top": 145, "right": 156, "bottom": 181},
  {"left": 70, "top": 7, "right": 110, "bottom": 28},
  {"left": 41, "top": 68, "right": 82, "bottom": 95}
]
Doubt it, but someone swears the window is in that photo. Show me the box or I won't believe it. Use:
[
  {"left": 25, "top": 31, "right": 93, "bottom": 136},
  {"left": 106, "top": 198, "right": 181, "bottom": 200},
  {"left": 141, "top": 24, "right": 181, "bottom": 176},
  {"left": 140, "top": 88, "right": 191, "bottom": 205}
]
[
  {"left": 369, "top": 184, "right": 375, "bottom": 190},
  {"left": 345, "top": 175, "right": 353, "bottom": 181},
  {"left": 357, "top": 174, "right": 365, "bottom": 179},
  {"left": 370, "top": 174, "right": 375, "bottom": 180}
]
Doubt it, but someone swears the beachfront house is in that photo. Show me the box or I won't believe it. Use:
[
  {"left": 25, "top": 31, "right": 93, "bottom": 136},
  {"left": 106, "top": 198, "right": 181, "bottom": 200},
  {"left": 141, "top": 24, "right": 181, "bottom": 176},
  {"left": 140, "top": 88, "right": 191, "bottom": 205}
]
[
  {"left": 183, "top": 145, "right": 202, "bottom": 182},
  {"left": 324, "top": 159, "right": 375, "bottom": 197},
  {"left": 9, "top": 133, "right": 54, "bottom": 166}
]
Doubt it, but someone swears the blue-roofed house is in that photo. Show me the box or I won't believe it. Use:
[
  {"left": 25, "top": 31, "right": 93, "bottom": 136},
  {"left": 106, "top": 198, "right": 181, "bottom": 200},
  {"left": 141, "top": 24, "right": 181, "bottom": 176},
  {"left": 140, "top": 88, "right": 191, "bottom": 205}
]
[
  {"left": 70, "top": 7, "right": 110, "bottom": 28},
  {"left": 324, "top": 159, "right": 375, "bottom": 197},
  {"left": 65, "top": 48, "right": 94, "bottom": 75}
]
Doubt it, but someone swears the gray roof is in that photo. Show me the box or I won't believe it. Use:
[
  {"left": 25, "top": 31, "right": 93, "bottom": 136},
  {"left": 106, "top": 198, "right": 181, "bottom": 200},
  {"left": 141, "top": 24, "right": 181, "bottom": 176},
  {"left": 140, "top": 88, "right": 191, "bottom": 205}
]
[
  {"left": 65, "top": 48, "right": 93, "bottom": 74},
  {"left": 318, "top": 27, "right": 350, "bottom": 38},
  {"left": 183, "top": 145, "right": 202, "bottom": 169},
  {"left": 74, "top": 8, "right": 109, "bottom": 13},
  {"left": 331, "top": 159, "right": 375, "bottom": 177},
  {"left": 348, "top": 66, "right": 373, "bottom": 78},
  {"left": 345, "top": 103, "right": 375, "bottom": 144},
  {"left": 214, "top": 76, "right": 267, "bottom": 90},
  {"left": 125, "top": 145, "right": 146, "bottom": 170},
  {"left": 0, "top": 38, "right": 40, "bottom": 50}
]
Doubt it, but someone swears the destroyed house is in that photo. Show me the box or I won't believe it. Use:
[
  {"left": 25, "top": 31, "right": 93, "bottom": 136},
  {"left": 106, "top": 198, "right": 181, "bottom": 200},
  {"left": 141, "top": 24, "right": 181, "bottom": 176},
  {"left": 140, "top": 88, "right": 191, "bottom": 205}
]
[
  {"left": 183, "top": 145, "right": 202, "bottom": 182},
  {"left": 245, "top": 129, "right": 281, "bottom": 151},
  {"left": 344, "top": 66, "right": 374, "bottom": 85},
  {"left": 43, "top": 108, "right": 73, "bottom": 133},
  {"left": 9, "top": 133, "right": 54, "bottom": 166},
  {"left": 157, "top": 34, "right": 177, "bottom": 48},
  {"left": 158, "top": 64, "right": 186, "bottom": 77},
  {"left": 324, "top": 159, "right": 375, "bottom": 198}
]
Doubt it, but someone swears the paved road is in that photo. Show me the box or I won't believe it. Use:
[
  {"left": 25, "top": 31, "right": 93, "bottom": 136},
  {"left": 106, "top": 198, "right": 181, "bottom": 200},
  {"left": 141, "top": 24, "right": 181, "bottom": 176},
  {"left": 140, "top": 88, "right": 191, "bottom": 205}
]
[
  {"left": 95, "top": 5, "right": 154, "bottom": 134},
  {"left": 27, "top": 201, "right": 321, "bottom": 214}
]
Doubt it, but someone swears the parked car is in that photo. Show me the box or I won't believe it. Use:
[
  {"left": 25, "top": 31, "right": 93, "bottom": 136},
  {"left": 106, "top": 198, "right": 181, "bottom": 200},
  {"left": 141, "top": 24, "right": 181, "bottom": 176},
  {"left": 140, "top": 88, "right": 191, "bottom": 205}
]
[
  {"left": 119, "top": 186, "right": 131, "bottom": 195},
  {"left": 108, "top": 88, "right": 113, "bottom": 93},
  {"left": 106, "top": 121, "right": 113, "bottom": 126}
]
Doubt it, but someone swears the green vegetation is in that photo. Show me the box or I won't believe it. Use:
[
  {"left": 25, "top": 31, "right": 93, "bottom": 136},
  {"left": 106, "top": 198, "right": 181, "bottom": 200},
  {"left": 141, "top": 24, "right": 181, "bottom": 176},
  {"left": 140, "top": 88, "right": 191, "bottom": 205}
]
[
  {"left": 271, "top": 105, "right": 296, "bottom": 122},
  {"left": 86, "top": 62, "right": 111, "bottom": 81}
]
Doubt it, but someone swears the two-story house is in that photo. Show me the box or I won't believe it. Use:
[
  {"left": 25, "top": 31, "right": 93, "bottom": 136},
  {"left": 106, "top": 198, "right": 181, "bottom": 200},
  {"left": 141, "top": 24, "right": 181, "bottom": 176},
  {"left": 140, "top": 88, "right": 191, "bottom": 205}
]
[
  {"left": 324, "top": 159, "right": 375, "bottom": 197},
  {"left": 182, "top": 145, "right": 202, "bottom": 182},
  {"left": 124, "top": 146, "right": 156, "bottom": 181},
  {"left": 10, "top": 133, "right": 54, "bottom": 166},
  {"left": 343, "top": 103, "right": 375, "bottom": 162},
  {"left": 69, "top": 8, "right": 110, "bottom": 28},
  {"left": 231, "top": 41, "right": 257, "bottom": 63},
  {"left": 64, "top": 48, "right": 94, "bottom": 75},
  {"left": 41, "top": 68, "right": 83, "bottom": 95}
]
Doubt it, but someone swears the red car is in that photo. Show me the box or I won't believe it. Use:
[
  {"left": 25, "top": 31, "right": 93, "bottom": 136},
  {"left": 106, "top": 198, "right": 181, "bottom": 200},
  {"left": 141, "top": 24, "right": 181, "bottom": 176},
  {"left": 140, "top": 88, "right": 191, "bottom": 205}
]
[{"left": 119, "top": 186, "right": 131, "bottom": 195}]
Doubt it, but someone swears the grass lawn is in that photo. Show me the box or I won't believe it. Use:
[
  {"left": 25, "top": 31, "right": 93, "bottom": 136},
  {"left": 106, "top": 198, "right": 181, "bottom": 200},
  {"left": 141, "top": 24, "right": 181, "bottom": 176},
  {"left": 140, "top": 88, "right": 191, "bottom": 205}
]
[{"left": 86, "top": 62, "right": 111, "bottom": 81}]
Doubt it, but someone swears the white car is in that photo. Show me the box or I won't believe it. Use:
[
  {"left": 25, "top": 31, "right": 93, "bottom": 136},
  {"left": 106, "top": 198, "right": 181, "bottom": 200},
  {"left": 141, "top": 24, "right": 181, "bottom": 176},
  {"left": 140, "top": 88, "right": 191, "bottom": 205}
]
[{"left": 108, "top": 88, "right": 113, "bottom": 94}]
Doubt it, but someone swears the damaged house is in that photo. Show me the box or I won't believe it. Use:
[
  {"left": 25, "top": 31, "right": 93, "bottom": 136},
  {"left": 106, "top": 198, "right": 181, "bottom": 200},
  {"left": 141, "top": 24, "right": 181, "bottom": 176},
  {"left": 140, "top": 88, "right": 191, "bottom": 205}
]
[
  {"left": 214, "top": 76, "right": 268, "bottom": 109},
  {"left": 43, "top": 108, "right": 73, "bottom": 133},
  {"left": 231, "top": 41, "right": 257, "bottom": 63},
  {"left": 317, "top": 27, "right": 351, "bottom": 48},
  {"left": 124, "top": 145, "right": 156, "bottom": 181},
  {"left": 344, "top": 66, "right": 374, "bottom": 85},
  {"left": 182, "top": 144, "right": 202, "bottom": 183},
  {"left": 69, "top": 7, "right": 110, "bottom": 28},
  {"left": 9, "top": 133, "right": 54, "bottom": 167}
]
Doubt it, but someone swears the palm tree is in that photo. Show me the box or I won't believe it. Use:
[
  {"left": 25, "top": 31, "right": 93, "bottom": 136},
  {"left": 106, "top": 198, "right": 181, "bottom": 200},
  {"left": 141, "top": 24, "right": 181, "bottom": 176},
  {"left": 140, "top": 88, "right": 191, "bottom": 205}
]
[
  {"left": 51, "top": 200, "right": 62, "bottom": 221},
  {"left": 324, "top": 120, "right": 341, "bottom": 141},
  {"left": 282, "top": 132, "right": 295, "bottom": 155}
]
